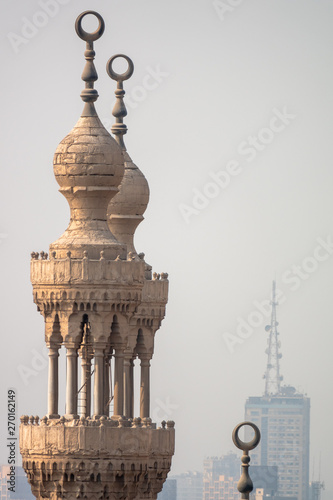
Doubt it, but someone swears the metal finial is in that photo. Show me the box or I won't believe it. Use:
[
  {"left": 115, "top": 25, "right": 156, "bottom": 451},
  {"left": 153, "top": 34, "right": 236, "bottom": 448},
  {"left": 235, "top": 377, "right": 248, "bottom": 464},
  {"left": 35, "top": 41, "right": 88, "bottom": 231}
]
[
  {"left": 75, "top": 11, "right": 105, "bottom": 117},
  {"left": 106, "top": 54, "right": 134, "bottom": 150},
  {"left": 232, "top": 422, "right": 261, "bottom": 499}
]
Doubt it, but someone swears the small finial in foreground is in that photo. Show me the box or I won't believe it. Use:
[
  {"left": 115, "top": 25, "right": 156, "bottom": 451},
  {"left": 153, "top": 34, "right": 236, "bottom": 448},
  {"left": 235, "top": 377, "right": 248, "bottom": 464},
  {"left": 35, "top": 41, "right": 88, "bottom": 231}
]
[
  {"left": 75, "top": 11, "right": 105, "bottom": 116},
  {"left": 106, "top": 54, "right": 134, "bottom": 150},
  {"left": 232, "top": 422, "right": 261, "bottom": 499}
]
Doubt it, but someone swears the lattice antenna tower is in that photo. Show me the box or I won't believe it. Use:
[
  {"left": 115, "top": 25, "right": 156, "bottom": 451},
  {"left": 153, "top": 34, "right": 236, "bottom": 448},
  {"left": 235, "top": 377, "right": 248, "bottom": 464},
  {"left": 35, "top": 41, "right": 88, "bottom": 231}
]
[{"left": 263, "top": 280, "right": 283, "bottom": 396}]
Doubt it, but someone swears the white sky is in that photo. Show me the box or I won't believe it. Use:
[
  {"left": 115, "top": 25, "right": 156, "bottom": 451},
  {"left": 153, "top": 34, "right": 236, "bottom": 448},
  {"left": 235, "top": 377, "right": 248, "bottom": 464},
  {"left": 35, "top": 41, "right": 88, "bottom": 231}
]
[{"left": 1, "top": 0, "right": 333, "bottom": 498}]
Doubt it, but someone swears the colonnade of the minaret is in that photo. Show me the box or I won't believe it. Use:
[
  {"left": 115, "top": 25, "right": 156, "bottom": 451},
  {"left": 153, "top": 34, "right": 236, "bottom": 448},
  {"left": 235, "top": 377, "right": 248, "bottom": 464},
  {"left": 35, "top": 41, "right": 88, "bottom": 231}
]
[{"left": 45, "top": 313, "right": 156, "bottom": 419}]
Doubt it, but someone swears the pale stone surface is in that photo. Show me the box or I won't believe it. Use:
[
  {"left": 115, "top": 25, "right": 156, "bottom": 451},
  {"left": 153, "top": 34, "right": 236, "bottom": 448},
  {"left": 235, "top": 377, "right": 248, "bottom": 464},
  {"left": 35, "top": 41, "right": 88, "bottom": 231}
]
[
  {"left": 20, "top": 31, "right": 173, "bottom": 500},
  {"left": 51, "top": 115, "right": 126, "bottom": 260},
  {"left": 108, "top": 152, "right": 150, "bottom": 255},
  {"left": 23, "top": 151, "right": 172, "bottom": 499},
  {"left": 20, "top": 417, "right": 175, "bottom": 500}
]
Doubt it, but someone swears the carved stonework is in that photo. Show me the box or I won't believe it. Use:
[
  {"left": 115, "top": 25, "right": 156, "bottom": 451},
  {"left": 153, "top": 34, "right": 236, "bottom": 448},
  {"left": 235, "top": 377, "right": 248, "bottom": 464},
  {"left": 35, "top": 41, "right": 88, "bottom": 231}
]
[
  {"left": 20, "top": 10, "right": 174, "bottom": 500},
  {"left": 20, "top": 417, "right": 175, "bottom": 500}
]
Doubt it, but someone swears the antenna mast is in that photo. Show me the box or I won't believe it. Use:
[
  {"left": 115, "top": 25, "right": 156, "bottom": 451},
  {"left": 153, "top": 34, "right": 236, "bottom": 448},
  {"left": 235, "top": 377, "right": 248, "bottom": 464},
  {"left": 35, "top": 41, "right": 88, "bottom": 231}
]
[{"left": 263, "top": 281, "right": 283, "bottom": 396}]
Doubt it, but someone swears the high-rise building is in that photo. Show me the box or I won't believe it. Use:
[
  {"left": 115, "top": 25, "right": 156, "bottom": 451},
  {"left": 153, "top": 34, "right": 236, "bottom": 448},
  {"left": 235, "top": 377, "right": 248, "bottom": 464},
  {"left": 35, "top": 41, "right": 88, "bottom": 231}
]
[
  {"left": 158, "top": 479, "right": 177, "bottom": 500},
  {"left": 245, "top": 391, "right": 310, "bottom": 500},
  {"left": 203, "top": 454, "right": 239, "bottom": 500},
  {"left": 254, "top": 489, "right": 297, "bottom": 500},
  {"left": 158, "top": 472, "right": 202, "bottom": 500},
  {"left": 203, "top": 455, "right": 278, "bottom": 500},
  {"left": 250, "top": 465, "right": 278, "bottom": 496},
  {"left": 171, "top": 472, "right": 203, "bottom": 500},
  {"left": 0, "top": 466, "right": 34, "bottom": 500},
  {"left": 204, "top": 454, "right": 239, "bottom": 482},
  {"left": 204, "top": 475, "right": 238, "bottom": 500},
  {"left": 19, "top": 10, "right": 174, "bottom": 500},
  {"left": 308, "top": 481, "right": 324, "bottom": 500},
  {"left": 245, "top": 282, "right": 310, "bottom": 500}
]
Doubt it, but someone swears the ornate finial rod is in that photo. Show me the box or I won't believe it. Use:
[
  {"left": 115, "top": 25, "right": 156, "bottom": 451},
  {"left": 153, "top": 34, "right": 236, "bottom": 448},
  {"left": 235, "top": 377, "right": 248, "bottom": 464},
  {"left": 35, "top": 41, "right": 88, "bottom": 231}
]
[
  {"left": 232, "top": 422, "right": 261, "bottom": 499},
  {"left": 106, "top": 54, "right": 134, "bottom": 150},
  {"left": 75, "top": 11, "right": 105, "bottom": 117}
]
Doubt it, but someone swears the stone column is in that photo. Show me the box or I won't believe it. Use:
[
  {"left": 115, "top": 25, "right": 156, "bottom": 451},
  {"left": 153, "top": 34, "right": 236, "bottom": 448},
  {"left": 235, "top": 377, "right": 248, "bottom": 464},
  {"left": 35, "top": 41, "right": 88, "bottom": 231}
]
[
  {"left": 65, "top": 347, "right": 78, "bottom": 417},
  {"left": 130, "top": 357, "right": 135, "bottom": 418},
  {"left": 123, "top": 353, "right": 134, "bottom": 418},
  {"left": 93, "top": 347, "right": 105, "bottom": 417},
  {"left": 47, "top": 345, "right": 60, "bottom": 418},
  {"left": 80, "top": 355, "right": 92, "bottom": 417},
  {"left": 140, "top": 355, "right": 151, "bottom": 419},
  {"left": 113, "top": 348, "right": 124, "bottom": 416},
  {"left": 104, "top": 353, "right": 111, "bottom": 416}
]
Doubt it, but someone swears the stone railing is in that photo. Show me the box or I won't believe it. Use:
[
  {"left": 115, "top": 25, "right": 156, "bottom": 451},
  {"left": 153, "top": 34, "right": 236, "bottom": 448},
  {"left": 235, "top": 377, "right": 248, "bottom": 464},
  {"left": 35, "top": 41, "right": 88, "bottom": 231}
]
[
  {"left": 142, "top": 279, "right": 169, "bottom": 305},
  {"left": 20, "top": 415, "right": 175, "bottom": 457},
  {"left": 31, "top": 253, "right": 146, "bottom": 285},
  {"left": 20, "top": 415, "right": 174, "bottom": 429}
]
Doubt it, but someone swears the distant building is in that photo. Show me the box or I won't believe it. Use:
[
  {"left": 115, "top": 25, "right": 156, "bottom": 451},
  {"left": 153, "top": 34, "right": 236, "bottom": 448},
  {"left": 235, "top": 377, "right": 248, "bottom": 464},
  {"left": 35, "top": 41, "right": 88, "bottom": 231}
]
[
  {"left": 158, "top": 479, "right": 177, "bottom": 500},
  {"left": 308, "top": 481, "right": 324, "bottom": 500},
  {"left": 203, "top": 454, "right": 242, "bottom": 500},
  {"left": 204, "top": 454, "right": 239, "bottom": 482},
  {"left": 254, "top": 492, "right": 297, "bottom": 500},
  {"left": 245, "top": 282, "right": 310, "bottom": 500},
  {"left": 251, "top": 465, "right": 278, "bottom": 496},
  {"left": 255, "top": 489, "right": 264, "bottom": 500},
  {"left": 204, "top": 474, "right": 238, "bottom": 500},
  {"left": 169, "top": 472, "right": 203, "bottom": 500},
  {"left": 245, "top": 389, "right": 310, "bottom": 500},
  {"left": 203, "top": 455, "right": 278, "bottom": 500},
  {"left": 0, "top": 465, "right": 34, "bottom": 499}
]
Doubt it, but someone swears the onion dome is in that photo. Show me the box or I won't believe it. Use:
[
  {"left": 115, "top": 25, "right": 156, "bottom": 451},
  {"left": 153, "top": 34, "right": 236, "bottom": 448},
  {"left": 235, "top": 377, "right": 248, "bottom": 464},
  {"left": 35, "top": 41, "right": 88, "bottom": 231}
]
[
  {"left": 105, "top": 55, "right": 149, "bottom": 255},
  {"left": 49, "top": 12, "right": 126, "bottom": 260}
]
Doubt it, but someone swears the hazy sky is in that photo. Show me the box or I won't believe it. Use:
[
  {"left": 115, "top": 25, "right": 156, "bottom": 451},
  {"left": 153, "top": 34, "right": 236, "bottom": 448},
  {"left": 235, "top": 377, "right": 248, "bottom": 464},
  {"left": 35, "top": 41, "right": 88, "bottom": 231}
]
[{"left": 1, "top": 1, "right": 333, "bottom": 498}]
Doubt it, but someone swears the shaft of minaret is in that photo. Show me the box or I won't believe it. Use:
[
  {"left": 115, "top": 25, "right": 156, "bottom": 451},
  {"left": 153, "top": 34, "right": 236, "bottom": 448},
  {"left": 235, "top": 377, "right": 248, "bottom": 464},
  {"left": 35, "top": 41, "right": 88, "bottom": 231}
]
[
  {"left": 66, "top": 348, "right": 78, "bottom": 417},
  {"left": 140, "top": 356, "right": 151, "bottom": 419},
  {"left": 47, "top": 345, "right": 59, "bottom": 418}
]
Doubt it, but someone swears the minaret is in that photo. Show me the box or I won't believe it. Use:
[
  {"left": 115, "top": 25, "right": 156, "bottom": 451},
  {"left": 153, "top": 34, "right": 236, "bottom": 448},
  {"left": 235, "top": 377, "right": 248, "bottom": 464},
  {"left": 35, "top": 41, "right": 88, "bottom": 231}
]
[
  {"left": 263, "top": 280, "right": 283, "bottom": 396},
  {"left": 20, "top": 11, "right": 174, "bottom": 500}
]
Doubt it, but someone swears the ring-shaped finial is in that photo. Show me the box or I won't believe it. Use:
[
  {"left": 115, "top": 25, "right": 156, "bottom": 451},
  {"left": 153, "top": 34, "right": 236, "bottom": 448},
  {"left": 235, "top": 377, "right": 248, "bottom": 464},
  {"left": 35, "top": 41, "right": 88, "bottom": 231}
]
[
  {"left": 75, "top": 11, "right": 105, "bottom": 42},
  {"left": 106, "top": 54, "right": 134, "bottom": 82},
  {"left": 232, "top": 422, "right": 261, "bottom": 452}
]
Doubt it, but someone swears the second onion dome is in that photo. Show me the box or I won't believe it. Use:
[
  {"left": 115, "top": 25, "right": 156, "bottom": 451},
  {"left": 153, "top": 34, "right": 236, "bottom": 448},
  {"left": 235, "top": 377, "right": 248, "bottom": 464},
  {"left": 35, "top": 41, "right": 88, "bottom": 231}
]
[{"left": 106, "top": 55, "right": 150, "bottom": 256}]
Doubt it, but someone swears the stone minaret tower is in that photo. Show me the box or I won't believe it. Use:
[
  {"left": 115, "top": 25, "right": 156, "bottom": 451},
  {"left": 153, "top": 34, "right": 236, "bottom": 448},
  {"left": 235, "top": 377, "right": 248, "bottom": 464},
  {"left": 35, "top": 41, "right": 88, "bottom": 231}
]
[{"left": 20, "top": 11, "right": 174, "bottom": 500}]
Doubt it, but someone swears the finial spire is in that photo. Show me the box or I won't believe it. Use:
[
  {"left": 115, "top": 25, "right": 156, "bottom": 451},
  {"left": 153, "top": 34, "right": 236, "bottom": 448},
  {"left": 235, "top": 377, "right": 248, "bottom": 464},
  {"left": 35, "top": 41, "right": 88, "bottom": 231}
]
[
  {"left": 75, "top": 11, "right": 105, "bottom": 117},
  {"left": 232, "top": 422, "right": 261, "bottom": 499},
  {"left": 106, "top": 54, "right": 134, "bottom": 150}
]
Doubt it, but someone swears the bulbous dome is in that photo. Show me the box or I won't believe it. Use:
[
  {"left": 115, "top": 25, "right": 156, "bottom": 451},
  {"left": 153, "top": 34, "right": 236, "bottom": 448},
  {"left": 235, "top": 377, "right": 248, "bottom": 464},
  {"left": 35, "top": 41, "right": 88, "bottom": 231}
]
[
  {"left": 54, "top": 115, "right": 124, "bottom": 189},
  {"left": 50, "top": 114, "right": 127, "bottom": 260},
  {"left": 108, "top": 151, "right": 149, "bottom": 217},
  {"left": 107, "top": 151, "right": 149, "bottom": 255}
]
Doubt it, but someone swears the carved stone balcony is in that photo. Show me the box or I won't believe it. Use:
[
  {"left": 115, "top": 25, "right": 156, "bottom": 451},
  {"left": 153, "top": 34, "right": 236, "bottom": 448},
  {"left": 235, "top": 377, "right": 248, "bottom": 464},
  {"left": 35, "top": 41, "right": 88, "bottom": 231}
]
[
  {"left": 20, "top": 416, "right": 175, "bottom": 500},
  {"left": 30, "top": 255, "right": 146, "bottom": 287}
]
